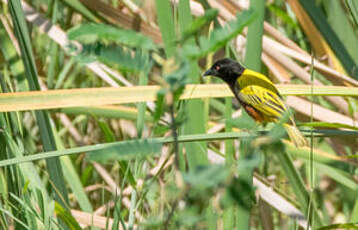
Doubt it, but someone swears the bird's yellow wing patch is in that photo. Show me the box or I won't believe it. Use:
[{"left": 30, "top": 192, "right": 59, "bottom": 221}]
[
  {"left": 238, "top": 85, "right": 287, "bottom": 120},
  {"left": 238, "top": 69, "right": 281, "bottom": 97}
]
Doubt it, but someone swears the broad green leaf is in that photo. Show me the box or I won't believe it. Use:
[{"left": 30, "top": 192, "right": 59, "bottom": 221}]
[
  {"left": 268, "top": 4, "right": 297, "bottom": 28},
  {"left": 183, "top": 9, "right": 255, "bottom": 58},
  {"left": 87, "top": 139, "right": 162, "bottom": 163},
  {"left": 180, "top": 8, "right": 218, "bottom": 42},
  {"left": 68, "top": 23, "right": 157, "bottom": 50},
  {"left": 75, "top": 43, "right": 151, "bottom": 73},
  {"left": 182, "top": 164, "right": 230, "bottom": 190},
  {"left": 55, "top": 202, "right": 82, "bottom": 230}
]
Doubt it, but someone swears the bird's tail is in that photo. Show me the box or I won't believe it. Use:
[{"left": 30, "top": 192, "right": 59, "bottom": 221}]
[{"left": 284, "top": 124, "right": 308, "bottom": 147}]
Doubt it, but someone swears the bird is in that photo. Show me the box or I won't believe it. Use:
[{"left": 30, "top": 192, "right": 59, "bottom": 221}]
[{"left": 203, "top": 58, "right": 307, "bottom": 147}]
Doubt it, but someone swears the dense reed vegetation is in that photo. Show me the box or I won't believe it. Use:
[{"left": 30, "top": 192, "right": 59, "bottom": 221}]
[{"left": 0, "top": 0, "right": 357, "bottom": 229}]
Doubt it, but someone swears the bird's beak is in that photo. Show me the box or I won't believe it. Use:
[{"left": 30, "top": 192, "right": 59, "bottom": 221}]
[{"left": 203, "top": 69, "right": 213, "bottom": 77}]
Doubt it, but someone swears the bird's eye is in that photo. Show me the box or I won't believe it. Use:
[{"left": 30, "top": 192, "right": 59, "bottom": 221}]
[{"left": 215, "top": 65, "right": 220, "bottom": 71}]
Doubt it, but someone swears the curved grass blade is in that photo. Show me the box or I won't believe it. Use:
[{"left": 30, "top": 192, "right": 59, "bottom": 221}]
[
  {"left": 0, "top": 131, "right": 355, "bottom": 168},
  {"left": 298, "top": 0, "right": 358, "bottom": 78},
  {"left": 345, "top": 0, "right": 358, "bottom": 29},
  {"left": 299, "top": 122, "right": 358, "bottom": 131},
  {"left": 55, "top": 203, "right": 82, "bottom": 230},
  {"left": 8, "top": 2, "right": 69, "bottom": 224},
  {"left": 60, "top": 0, "right": 99, "bottom": 22},
  {"left": 317, "top": 222, "right": 358, "bottom": 230},
  {"left": 323, "top": 0, "right": 358, "bottom": 68}
]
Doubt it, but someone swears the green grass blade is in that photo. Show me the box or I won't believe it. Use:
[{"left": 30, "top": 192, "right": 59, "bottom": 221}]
[
  {"left": 61, "top": 156, "right": 93, "bottom": 210},
  {"left": 155, "top": 0, "right": 176, "bottom": 57},
  {"left": 276, "top": 150, "right": 323, "bottom": 227},
  {"left": 315, "top": 163, "right": 358, "bottom": 191},
  {"left": 317, "top": 222, "right": 358, "bottom": 230},
  {"left": 300, "top": 122, "right": 358, "bottom": 131},
  {"left": 236, "top": 139, "right": 255, "bottom": 230},
  {"left": 351, "top": 199, "right": 358, "bottom": 222},
  {"left": 54, "top": 128, "right": 93, "bottom": 214},
  {"left": 62, "top": 106, "right": 153, "bottom": 122},
  {"left": 180, "top": 8, "right": 218, "bottom": 42},
  {"left": 223, "top": 96, "right": 235, "bottom": 229},
  {"left": 183, "top": 9, "right": 256, "bottom": 59},
  {"left": 46, "top": 0, "right": 59, "bottom": 90},
  {"left": 55, "top": 202, "right": 82, "bottom": 230},
  {"left": 323, "top": 0, "right": 358, "bottom": 67},
  {"left": 298, "top": 0, "right": 358, "bottom": 78},
  {"left": 136, "top": 70, "right": 150, "bottom": 137},
  {"left": 8, "top": 0, "right": 69, "bottom": 212},
  {"left": 0, "top": 26, "right": 27, "bottom": 91},
  {"left": 238, "top": 1, "right": 264, "bottom": 227},
  {"left": 59, "top": 0, "right": 99, "bottom": 22},
  {"left": 244, "top": 0, "right": 265, "bottom": 71},
  {"left": 345, "top": 0, "right": 358, "bottom": 27},
  {"left": 0, "top": 130, "right": 355, "bottom": 167},
  {"left": 179, "top": 0, "right": 209, "bottom": 170},
  {"left": 128, "top": 190, "right": 137, "bottom": 229}
]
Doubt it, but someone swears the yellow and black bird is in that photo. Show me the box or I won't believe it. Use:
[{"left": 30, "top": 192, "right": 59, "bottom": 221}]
[{"left": 204, "top": 58, "right": 307, "bottom": 147}]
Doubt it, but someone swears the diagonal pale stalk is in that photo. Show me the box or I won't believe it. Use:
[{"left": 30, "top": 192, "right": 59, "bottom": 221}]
[
  {"left": 204, "top": 0, "right": 354, "bottom": 116},
  {"left": 262, "top": 37, "right": 358, "bottom": 87},
  {"left": 253, "top": 177, "right": 308, "bottom": 228},
  {"left": 8, "top": 0, "right": 69, "bottom": 212},
  {"left": 226, "top": 0, "right": 358, "bottom": 87},
  {"left": 285, "top": 96, "right": 356, "bottom": 127},
  {"left": 0, "top": 84, "right": 357, "bottom": 112},
  {"left": 261, "top": 37, "right": 351, "bottom": 116},
  {"left": 80, "top": 0, "right": 162, "bottom": 43}
]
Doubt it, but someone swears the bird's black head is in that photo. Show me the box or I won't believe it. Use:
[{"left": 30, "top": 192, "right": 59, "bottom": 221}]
[{"left": 203, "top": 58, "right": 245, "bottom": 85}]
